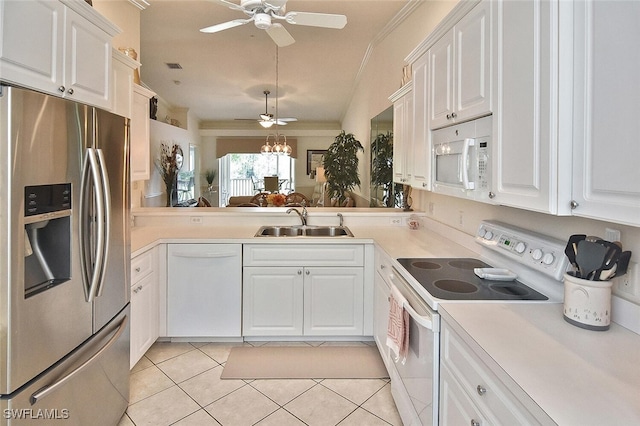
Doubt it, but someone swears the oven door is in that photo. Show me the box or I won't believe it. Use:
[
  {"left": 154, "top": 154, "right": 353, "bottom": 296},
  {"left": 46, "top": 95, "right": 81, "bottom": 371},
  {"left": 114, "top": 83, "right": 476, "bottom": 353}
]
[{"left": 388, "top": 268, "right": 440, "bottom": 426}]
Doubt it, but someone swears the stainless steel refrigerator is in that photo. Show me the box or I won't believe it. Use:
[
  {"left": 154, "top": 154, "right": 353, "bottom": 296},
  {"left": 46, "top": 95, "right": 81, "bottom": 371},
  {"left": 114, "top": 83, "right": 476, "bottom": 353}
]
[{"left": 0, "top": 85, "right": 130, "bottom": 424}]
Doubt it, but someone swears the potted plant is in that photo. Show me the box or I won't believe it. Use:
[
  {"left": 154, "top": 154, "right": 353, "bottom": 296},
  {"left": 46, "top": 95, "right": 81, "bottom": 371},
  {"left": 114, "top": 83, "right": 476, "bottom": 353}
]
[
  {"left": 205, "top": 169, "right": 217, "bottom": 192},
  {"left": 155, "top": 143, "right": 183, "bottom": 206},
  {"left": 323, "top": 131, "right": 364, "bottom": 206},
  {"left": 370, "top": 132, "right": 403, "bottom": 207}
]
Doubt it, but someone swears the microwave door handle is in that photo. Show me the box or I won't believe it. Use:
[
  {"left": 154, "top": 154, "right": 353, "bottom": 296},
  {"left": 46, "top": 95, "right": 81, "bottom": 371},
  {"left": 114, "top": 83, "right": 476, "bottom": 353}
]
[
  {"left": 93, "top": 149, "right": 111, "bottom": 298},
  {"left": 462, "top": 138, "right": 476, "bottom": 190}
]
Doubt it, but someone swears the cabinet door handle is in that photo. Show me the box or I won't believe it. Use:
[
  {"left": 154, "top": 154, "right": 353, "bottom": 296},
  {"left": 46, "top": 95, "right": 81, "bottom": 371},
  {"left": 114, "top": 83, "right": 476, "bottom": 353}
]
[
  {"left": 451, "top": 112, "right": 457, "bottom": 118},
  {"left": 471, "top": 420, "right": 480, "bottom": 426},
  {"left": 58, "top": 86, "right": 65, "bottom": 93},
  {"left": 67, "top": 88, "right": 74, "bottom": 95},
  {"left": 135, "top": 267, "right": 141, "bottom": 272},
  {"left": 446, "top": 114, "right": 452, "bottom": 119},
  {"left": 477, "top": 385, "right": 487, "bottom": 396},
  {"left": 297, "top": 270, "right": 302, "bottom": 275},
  {"left": 305, "top": 270, "right": 310, "bottom": 275}
]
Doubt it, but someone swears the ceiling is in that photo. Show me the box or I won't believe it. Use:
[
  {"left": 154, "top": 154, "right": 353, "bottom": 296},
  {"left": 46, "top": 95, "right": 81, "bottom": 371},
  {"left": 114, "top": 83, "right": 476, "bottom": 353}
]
[{"left": 139, "top": 0, "right": 412, "bottom": 126}]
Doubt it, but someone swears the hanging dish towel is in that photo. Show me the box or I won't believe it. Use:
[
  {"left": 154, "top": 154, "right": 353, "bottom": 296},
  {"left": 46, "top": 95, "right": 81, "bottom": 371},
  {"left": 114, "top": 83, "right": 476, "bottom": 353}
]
[{"left": 386, "top": 284, "right": 410, "bottom": 364}]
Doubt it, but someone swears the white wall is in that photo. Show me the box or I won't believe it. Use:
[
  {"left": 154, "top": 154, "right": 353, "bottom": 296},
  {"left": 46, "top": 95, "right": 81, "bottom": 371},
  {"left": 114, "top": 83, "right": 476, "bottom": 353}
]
[{"left": 341, "top": 0, "right": 458, "bottom": 203}]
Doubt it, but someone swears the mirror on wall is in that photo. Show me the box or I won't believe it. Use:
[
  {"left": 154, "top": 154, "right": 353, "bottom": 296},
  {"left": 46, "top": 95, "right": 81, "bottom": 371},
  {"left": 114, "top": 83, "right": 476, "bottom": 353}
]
[{"left": 370, "top": 106, "right": 402, "bottom": 208}]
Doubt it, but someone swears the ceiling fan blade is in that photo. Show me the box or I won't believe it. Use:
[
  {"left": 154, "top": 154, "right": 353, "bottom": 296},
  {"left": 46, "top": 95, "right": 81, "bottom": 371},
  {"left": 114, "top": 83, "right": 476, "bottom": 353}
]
[
  {"left": 275, "top": 120, "right": 289, "bottom": 126},
  {"left": 278, "top": 117, "right": 297, "bottom": 122},
  {"left": 266, "top": 23, "right": 295, "bottom": 47},
  {"left": 200, "top": 19, "right": 249, "bottom": 33},
  {"left": 206, "top": 0, "right": 245, "bottom": 12},
  {"left": 284, "top": 11, "right": 347, "bottom": 29},
  {"left": 263, "top": 0, "right": 287, "bottom": 11}
]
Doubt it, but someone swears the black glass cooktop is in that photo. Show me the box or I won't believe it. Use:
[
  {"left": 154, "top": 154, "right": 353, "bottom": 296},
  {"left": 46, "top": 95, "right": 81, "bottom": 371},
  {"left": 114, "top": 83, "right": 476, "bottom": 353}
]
[{"left": 396, "top": 258, "right": 548, "bottom": 301}]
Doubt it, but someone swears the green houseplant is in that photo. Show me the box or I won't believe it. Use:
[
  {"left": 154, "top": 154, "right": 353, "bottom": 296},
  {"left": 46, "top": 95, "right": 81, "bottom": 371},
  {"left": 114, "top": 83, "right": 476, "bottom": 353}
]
[
  {"left": 323, "top": 131, "right": 364, "bottom": 206},
  {"left": 370, "top": 132, "right": 402, "bottom": 207}
]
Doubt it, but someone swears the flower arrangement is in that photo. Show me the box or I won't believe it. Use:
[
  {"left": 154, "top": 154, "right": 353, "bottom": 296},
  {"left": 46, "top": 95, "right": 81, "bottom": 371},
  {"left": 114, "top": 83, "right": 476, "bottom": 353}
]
[
  {"left": 266, "top": 193, "right": 286, "bottom": 206},
  {"left": 155, "top": 143, "right": 183, "bottom": 206}
]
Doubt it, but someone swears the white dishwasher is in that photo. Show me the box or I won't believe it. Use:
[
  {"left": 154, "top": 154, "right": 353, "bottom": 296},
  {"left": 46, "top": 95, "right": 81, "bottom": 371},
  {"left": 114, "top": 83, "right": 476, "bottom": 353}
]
[{"left": 167, "top": 244, "right": 242, "bottom": 337}]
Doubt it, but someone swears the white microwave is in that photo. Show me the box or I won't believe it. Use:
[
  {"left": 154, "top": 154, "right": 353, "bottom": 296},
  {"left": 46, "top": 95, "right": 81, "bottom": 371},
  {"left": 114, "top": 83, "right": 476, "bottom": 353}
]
[{"left": 432, "top": 116, "right": 492, "bottom": 202}]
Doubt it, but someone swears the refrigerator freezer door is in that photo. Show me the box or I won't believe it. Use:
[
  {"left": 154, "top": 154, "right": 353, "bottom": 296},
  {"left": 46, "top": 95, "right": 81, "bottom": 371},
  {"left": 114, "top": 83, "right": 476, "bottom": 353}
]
[
  {"left": 1, "top": 306, "right": 130, "bottom": 425},
  {"left": 0, "top": 86, "right": 93, "bottom": 394},
  {"left": 92, "top": 109, "right": 130, "bottom": 332}
]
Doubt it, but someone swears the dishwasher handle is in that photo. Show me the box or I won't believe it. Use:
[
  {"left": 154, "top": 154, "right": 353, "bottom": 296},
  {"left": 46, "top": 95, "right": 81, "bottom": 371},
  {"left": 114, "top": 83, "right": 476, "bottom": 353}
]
[
  {"left": 389, "top": 268, "right": 434, "bottom": 331},
  {"left": 171, "top": 251, "right": 238, "bottom": 259}
]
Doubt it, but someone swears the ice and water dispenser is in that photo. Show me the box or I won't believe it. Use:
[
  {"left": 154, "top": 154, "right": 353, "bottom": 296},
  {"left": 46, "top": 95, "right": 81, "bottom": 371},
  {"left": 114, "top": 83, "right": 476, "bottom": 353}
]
[{"left": 23, "top": 184, "right": 72, "bottom": 298}]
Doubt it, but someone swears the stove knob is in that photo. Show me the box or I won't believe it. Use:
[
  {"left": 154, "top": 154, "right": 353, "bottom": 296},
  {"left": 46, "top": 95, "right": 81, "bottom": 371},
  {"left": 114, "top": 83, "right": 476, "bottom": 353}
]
[
  {"left": 514, "top": 241, "right": 526, "bottom": 254},
  {"left": 542, "top": 252, "right": 555, "bottom": 265},
  {"left": 484, "top": 230, "right": 494, "bottom": 240},
  {"left": 531, "top": 248, "right": 543, "bottom": 261},
  {"left": 478, "top": 228, "right": 486, "bottom": 238}
]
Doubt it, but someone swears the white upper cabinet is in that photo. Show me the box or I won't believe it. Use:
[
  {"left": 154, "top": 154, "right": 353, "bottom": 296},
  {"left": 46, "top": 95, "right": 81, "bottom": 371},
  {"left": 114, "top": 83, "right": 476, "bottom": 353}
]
[
  {"left": 429, "top": 1, "right": 492, "bottom": 130},
  {"left": 390, "top": 83, "right": 413, "bottom": 185},
  {"left": 491, "top": 0, "right": 565, "bottom": 213},
  {"left": 0, "top": 0, "right": 118, "bottom": 109},
  {"left": 131, "top": 85, "right": 155, "bottom": 181},
  {"left": 410, "top": 54, "right": 431, "bottom": 190},
  {"left": 569, "top": 0, "right": 640, "bottom": 226}
]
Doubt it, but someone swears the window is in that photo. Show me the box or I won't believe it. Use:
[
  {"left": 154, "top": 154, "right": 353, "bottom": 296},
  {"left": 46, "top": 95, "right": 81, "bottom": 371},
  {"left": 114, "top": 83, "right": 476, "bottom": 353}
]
[{"left": 218, "top": 154, "right": 296, "bottom": 205}]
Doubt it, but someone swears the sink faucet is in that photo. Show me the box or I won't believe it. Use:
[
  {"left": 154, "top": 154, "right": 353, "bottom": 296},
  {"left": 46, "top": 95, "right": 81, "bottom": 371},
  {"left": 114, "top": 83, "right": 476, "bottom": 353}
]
[
  {"left": 337, "top": 213, "right": 343, "bottom": 227},
  {"left": 286, "top": 207, "right": 307, "bottom": 226}
]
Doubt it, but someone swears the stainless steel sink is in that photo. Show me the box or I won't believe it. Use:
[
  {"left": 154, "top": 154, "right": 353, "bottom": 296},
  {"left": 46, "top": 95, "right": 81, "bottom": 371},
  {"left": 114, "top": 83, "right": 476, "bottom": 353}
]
[{"left": 255, "top": 225, "right": 353, "bottom": 237}]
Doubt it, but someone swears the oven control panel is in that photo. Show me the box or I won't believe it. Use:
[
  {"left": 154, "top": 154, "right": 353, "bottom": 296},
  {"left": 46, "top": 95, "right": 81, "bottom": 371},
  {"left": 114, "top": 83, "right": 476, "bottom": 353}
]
[{"left": 475, "top": 220, "right": 569, "bottom": 281}]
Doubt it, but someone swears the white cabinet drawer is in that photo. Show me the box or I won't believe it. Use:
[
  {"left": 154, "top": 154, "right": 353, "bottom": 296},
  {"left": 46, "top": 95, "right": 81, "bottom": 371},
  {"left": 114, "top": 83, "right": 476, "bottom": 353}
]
[
  {"left": 243, "top": 244, "right": 364, "bottom": 267},
  {"left": 441, "top": 322, "right": 543, "bottom": 425},
  {"left": 131, "top": 249, "right": 154, "bottom": 284}
]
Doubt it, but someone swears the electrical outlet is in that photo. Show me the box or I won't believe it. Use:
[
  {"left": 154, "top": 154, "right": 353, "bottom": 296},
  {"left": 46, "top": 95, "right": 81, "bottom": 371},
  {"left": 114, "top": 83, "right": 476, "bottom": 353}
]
[
  {"left": 428, "top": 202, "right": 435, "bottom": 215},
  {"left": 190, "top": 216, "right": 202, "bottom": 224},
  {"left": 613, "top": 261, "right": 640, "bottom": 304},
  {"left": 390, "top": 217, "right": 403, "bottom": 226},
  {"left": 458, "top": 211, "right": 464, "bottom": 227},
  {"left": 605, "top": 227, "right": 621, "bottom": 242}
]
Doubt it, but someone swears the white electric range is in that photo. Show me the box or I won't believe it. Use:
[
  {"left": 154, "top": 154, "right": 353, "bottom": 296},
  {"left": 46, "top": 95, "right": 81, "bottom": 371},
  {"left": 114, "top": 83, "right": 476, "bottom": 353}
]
[{"left": 383, "top": 220, "right": 569, "bottom": 426}]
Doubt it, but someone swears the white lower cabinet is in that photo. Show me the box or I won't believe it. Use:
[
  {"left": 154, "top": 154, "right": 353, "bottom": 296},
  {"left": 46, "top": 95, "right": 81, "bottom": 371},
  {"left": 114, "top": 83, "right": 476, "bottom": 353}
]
[
  {"left": 167, "top": 244, "right": 242, "bottom": 337},
  {"left": 440, "top": 320, "right": 553, "bottom": 425},
  {"left": 373, "top": 248, "right": 392, "bottom": 368},
  {"left": 242, "top": 244, "right": 366, "bottom": 337},
  {"left": 130, "top": 247, "right": 159, "bottom": 368}
]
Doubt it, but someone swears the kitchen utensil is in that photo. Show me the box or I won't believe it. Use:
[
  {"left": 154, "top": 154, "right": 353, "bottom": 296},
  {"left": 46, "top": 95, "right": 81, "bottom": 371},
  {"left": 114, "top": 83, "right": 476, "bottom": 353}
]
[
  {"left": 563, "top": 272, "right": 613, "bottom": 331},
  {"left": 564, "top": 234, "right": 586, "bottom": 273},
  {"left": 592, "top": 240, "right": 622, "bottom": 280},
  {"left": 575, "top": 240, "right": 608, "bottom": 279},
  {"left": 615, "top": 251, "right": 632, "bottom": 277},
  {"left": 598, "top": 263, "right": 617, "bottom": 281}
]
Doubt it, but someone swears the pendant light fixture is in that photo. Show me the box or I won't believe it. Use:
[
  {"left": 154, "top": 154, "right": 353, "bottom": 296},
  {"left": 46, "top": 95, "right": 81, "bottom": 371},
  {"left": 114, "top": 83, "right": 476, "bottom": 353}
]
[
  {"left": 260, "top": 46, "right": 291, "bottom": 156},
  {"left": 259, "top": 90, "right": 274, "bottom": 128}
]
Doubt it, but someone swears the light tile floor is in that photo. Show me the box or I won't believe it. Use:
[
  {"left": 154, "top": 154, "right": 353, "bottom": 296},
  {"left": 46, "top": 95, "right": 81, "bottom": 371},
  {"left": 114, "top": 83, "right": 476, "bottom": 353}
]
[{"left": 119, "top": 341, "right": 402, "bottom": 426}]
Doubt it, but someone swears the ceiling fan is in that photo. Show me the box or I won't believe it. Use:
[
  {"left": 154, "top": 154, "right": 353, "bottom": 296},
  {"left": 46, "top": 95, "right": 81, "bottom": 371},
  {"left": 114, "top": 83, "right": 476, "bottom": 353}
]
[
  {"left": 200, "top": 0, "right": 348, "bottom": 47},
  {"left": 236, "top": 90, "right": 297, "bottom": 127}
]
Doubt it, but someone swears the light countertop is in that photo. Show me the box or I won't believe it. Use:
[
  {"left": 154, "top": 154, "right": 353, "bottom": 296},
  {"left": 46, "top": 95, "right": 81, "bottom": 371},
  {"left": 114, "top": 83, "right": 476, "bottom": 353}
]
[
  {"left": 440, "top": 302, "right": 640, "bottom": 424},
  {"left": 131, "top": 218, "right": 640, "bottom": 424}
]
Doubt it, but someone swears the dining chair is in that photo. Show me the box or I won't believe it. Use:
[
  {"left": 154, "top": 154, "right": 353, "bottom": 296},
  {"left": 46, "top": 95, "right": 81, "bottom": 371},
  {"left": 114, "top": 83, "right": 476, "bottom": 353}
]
[{"left": 264, "top": 176, "right": 279, "bottom": 193}]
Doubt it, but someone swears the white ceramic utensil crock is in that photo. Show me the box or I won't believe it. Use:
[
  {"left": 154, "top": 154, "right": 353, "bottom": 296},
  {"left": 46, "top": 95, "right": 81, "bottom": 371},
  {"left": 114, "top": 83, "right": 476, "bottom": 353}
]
[{"left": 563, "top": 272, "right": 613, "bottom": 331}]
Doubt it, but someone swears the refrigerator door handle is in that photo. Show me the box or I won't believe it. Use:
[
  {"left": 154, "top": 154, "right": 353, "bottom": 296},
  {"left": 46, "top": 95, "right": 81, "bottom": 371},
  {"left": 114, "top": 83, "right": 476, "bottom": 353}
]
[
  {"left": 94, "top": 148, "right": 111, "bottom": 297},
  {"left": 79, "top": 148, "right": 107, "bottom": 302},
  {"left": 29, "top": 314, "right": 128, "bottom": 405}
]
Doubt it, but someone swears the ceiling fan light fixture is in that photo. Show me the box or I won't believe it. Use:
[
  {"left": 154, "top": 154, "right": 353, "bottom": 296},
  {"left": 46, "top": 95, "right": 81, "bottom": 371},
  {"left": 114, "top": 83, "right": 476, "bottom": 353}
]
[
  {"left": 254, "top": 12, "right": 271, "bottom": 30},
  {"left": 259, "top": 119, "right": 274, "bottom": 128}
]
